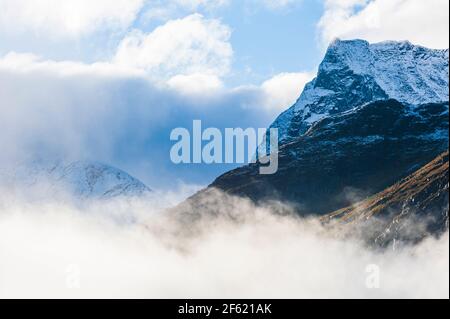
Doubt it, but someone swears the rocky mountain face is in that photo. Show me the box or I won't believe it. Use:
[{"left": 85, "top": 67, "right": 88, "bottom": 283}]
[
  {"left": 0, "top": 160, "right": 152, "bottom": 200},
  {"left": 182, "top": 40, "right": 449, "bottom": 244},
  {"left": 205, "top": 100, "right": 448, "bottom": 215},
  {"left": 325, "top": 151, "right": 449, "bottom": 247},
  {"left": 271, "top": 39, "right": 449, "bottom": 144}
]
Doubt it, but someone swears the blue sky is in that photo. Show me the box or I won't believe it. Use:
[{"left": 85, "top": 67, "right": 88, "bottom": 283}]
[
  {"left": 0, "top": 0, "right": 325, "bottom": 87},
  {"left": 0, "top": 0, "right": 448, "bottom": 190},
  {"left": 201, "top": 0, "right": 325, "bottom": 86}
]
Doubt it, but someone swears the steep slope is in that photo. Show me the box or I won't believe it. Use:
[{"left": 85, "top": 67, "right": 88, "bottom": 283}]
[
  {"left": 271, "top": 39, "right": 449, "bottom": 144},
  {"left": 1, "top": 160, "right": 152, "bottom": 200},
  {"left": 325, "top": 151, "right": 449, "bottom": 246},
  {"left": 196, "top": 100, "right": 448, "bottom": 215},
  {"left": 48, "top": 161, "right": 152, "bottom": 199}
]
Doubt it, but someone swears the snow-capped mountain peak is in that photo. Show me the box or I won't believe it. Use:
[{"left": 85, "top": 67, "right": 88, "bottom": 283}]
[
  {"left": 271, "top": 39, "right": 449, "bottom": 143},
  {"left": 1, "top": 160, "right": 152, "bottom": 200},
  {"left": 48, "top": 161, "right": 152, "bottom": 199}
]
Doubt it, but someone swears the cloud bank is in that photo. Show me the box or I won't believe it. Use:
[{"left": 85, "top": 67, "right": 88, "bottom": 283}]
[
  {"left": 0, "top": 51, "right": 297, "bottom": 189},
  {"left": 0, "top": 189, "right": 448, "bottom": 299},
  {"left": 318, "top": 0, "right": 449, "bottom": 49},
  {"left": 0, "top": 0, "right": 145, "bottom": 37},
  {"left": 114, "top": 14, "right": 233, "bottom": 82}
]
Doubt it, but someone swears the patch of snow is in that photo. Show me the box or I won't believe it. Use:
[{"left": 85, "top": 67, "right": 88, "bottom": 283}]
[{"left": 1, "top": 160, "right": 152, "bottom": 200}]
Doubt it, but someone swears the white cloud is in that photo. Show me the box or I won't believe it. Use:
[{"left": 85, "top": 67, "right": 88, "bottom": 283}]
[
  {"left": 167, "top": 73, "right": 224, "bottom": 95},
  {"left": 261, "top": 72, "right": 314, "bottom": 111},
  {"left": 0, "top": 12, "right": 235, "bottom": 94},
  {"left": 0, "top": 192, "right": 448, "bottom": 298},
  {"left": 0, "top": 52, "right": 145, "bottom": 78},
  {"left": 318, "top": 0, "right": 450, "bottom": 49},
  {"left": 0, "top": 0, "right": 145, "bottom": 37},
  {"left": 113, "top": 14, "right": 233, "bottom": 79},
  {"left": 0, "top": 51, "right": 277, "bottom": 188}
]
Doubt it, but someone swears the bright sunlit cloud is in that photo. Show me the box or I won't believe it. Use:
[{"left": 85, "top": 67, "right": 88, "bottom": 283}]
[
  {"left": 0, "top": 0, "right": 145, "bottom": 37},
  {"left": 167, "top": 73, "right": 225, "bottom": 95},
  {"left": 261, "top": 71, "right": 315, "bottom": 111},
  {"left": 0, "top": 190, "right": 448, "bottom": 298},
  {"left": 318, "top": 0, "right": 450, "bottom": 49},
  {"left": 114, "top": 14, "right": 233, "bottom": 80}
]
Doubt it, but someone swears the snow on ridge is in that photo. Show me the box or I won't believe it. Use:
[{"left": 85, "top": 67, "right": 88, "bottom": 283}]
[
  {"left": 270, "top": 39, "right": 449, "bottom": 143},
  {"left": 1, "top": 160, "right": 152, "bottom": 200}
]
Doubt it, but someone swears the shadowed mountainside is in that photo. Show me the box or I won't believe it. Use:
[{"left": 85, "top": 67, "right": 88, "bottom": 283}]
[
  {"left": 324, "top": 151, "right": 449, "bottom": 246},
  {"left": 196, "top": 100, "right": 448, "bottom": 215}
]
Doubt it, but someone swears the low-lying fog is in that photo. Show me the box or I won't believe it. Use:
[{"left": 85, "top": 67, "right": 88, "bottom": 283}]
[{"left": 0, "top": 188, "right": 448, "bottom": 299}]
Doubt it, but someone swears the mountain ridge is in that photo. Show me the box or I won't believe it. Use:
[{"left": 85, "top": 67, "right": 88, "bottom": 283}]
[
  {"left": 203, "top": 99, "right": 448, "bottom": 215},
  {"left": 0, "top": 160, "right": 152, "bottom": 200},
  {"left": 323, "top": 151, "right": 449, "bottom": 246},
  {"left": 271, "top": 39, "right": 449, "bottom": 144}
]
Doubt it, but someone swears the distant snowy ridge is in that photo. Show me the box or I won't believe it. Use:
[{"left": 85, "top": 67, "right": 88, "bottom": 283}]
[
  {"left": 0, "top": 160, "right": 152, "bottom": 200},
  {"left": 271, "top": 39, "right": 449, "bottom": 143}
]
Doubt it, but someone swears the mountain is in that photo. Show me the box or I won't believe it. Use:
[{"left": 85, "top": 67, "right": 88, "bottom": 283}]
[
  {"left": 0, "top": 160, "right": 152, "bottom": 200},
  {"left": 271, "top": 39, "right": 449, "bottom": 144},
  {"left": 200, "top": 99, "right": 448, "bottom": 215},
  {"left": 324, "top": 151, "right": 449, "bottom": 247},
  {"left": 183, "top": 40, "right": 449, "bottom": 218}
]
